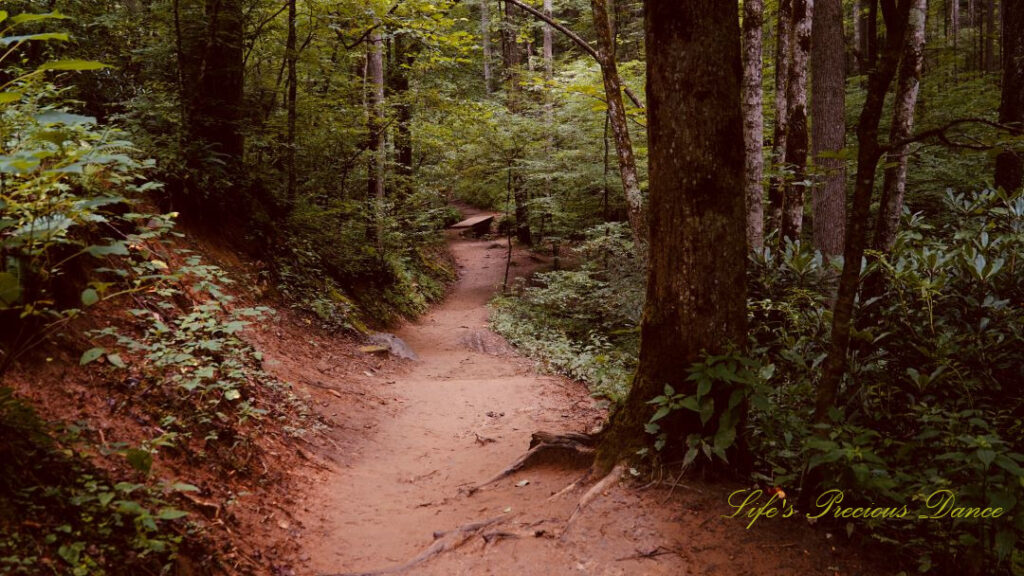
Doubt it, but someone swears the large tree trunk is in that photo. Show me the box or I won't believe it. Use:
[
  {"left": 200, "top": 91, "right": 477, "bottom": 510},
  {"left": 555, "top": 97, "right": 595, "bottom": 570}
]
[
  {"left": 767, "top": 0, "right": 793, "bottom": 237},
  {"left": 781, "top": 0, "right": 814, "bottom": 242},
  {"left": 481, "top": 0, "right": 493, "bottom": 92},
  {"left": 743, "top": 0, "right": 766, "bottom": 251},
  {"left": 811, "top": 0, "right": 847, "bottom": 256},
  {"left": 285, "top": 0, "right": 298, "bottom": 208},
  {"left": 874, "top": 0, "right": 927, "bottom": 252},
  {"left": 996, "top": 0, "right": 1024, "bottom": 191},
  {"left": 598, "top": 0, "right": 747, "bottom": 466},
  {"left": 815, "top": 0, "right": 912, "bottom": 424},
  {"left": 590, "top": 0, "right": 648, "bottom": 264}
]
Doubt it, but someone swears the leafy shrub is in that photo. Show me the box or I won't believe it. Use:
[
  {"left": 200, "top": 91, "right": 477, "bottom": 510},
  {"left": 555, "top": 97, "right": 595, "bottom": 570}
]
[{"left": 490, "top": 223, "right": 641, "bottom": 402}]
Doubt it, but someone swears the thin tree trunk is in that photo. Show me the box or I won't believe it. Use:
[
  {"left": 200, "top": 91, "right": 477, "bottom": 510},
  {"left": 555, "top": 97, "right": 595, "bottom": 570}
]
[
  {"left": 743, "top": 0, "right": 766, "bottom": 251},
  {"left": 767, "top": 0, "right": 793, "bottom": 237},
  {"left": 367, "top": 28, "right": 386, "bottom": 252},
  {"left": 874, "top": 0, "right": 927, "bottom": 252},
  {"left": 285, "top": 0, "right": 298, "bottom": 207},
  {"left": 598, "top": 0, "right": 747, "bottom": 467},
  {"left": 781, "top": 0, "right": 814, "bottom": 242},
  {"left": 482, "top": 0, "right": 493, "bottom": 92},
  {"left": 591, "top": 0, "right": 648, "bottom": 265},
  {"left": 951, "top": 0, "right": 960, "bottom": 78},
  {"left": 388, "top": 34, "right": 417, "bottom": 198},
  {"left": 854, "top": 0, "right": 864, "bottom": 69},
  {"left": 995, "top": 0, "right": 1024, "bottom": 191},
  {"left": 868, "top": 0, "right": 880, "bottom": 69},
  {"left": 812, "top": 0, "right": 848, "bottom": 256},
  {"left": 815, "top": 0, "right": 912, "bottom": 424},
  {"left": 984, "top": 0, "right": 996, "bottom": 71},
  {"left": 543, "top": 0, "right": 553, "bottom": 79},
  {"left": 500, "top": 1, "right": 532, "bottom": 245}
]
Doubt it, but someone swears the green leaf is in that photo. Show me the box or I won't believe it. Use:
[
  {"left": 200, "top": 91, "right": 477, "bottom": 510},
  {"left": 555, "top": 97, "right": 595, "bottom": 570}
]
[
  {"left": 0, "top": 272, "right": 21, "bottom": 306},
  {"left": 0, "top": 91, "right": 22, "bottom": 104},
  {"left": 170, "top": 482, "right": 200, "bottom": 493},
  {"left": 699, "top": 397, "right": 715, "bottom": 426},
  {"left": 650, "top": 405, "right": 671, "bottom": 422},
  {"left": 695, "top": 377, "right": 711, "bottom": 399},
  {"left": 682, "top": 447, "right": 699, "bottom": 468},
  {"left": 9, "top": 12, "right": 69, "bottom": 26},
  {"left": 106, "top": 353, "right": 125, "bottom": 368},
  {"left": 81, "top": 288, "right": 99, "bottom": 306},
  {"left": 713, "top": 426, "right": 737, "bottom": 452},
  {"left": 124, "top": 448, "right": 153, "bottom": 474},
  {"left": 80, "top": 347, "right": 106, "bottom": 365},
  {"left": 0, "top": 32, "right": 69, "bottom": 46},
  {"left": 156, "top": 508, "right": 189, "bottom": 521},
  {"left": 37, "top": 59, "right": 110, "bottom": 72},
  {"left": 977, "top": 448, "right": 996, "bottom": 468},
  {"left": 223, "top": 389, "right": 241, "bottom": 401},
  {"left": 86, "top": 242, "right": 129, "bottom": 258}
]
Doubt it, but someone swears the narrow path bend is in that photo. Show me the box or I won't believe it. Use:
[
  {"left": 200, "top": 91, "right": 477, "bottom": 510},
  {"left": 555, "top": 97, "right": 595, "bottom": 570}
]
[{"left": 296, "top": 222, "right": 885, "bottom": 576}]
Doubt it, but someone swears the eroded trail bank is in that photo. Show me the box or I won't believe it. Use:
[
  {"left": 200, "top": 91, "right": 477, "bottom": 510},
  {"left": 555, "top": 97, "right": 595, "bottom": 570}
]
[{"left": 288, "top": 230, "right": 885, "bottom": 576}]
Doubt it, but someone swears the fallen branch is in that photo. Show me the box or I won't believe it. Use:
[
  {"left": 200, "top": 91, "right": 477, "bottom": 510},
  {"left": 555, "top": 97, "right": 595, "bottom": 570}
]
[{"left": 321, "top": 515, "right": 509, "bottom": 576}]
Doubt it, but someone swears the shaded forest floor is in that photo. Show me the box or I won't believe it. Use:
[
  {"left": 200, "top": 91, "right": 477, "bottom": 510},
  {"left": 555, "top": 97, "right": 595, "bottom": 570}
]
[
  {"left": 4, "top": 208, "right": 895, "bottom": 576},
  {"left": 270, "top": 209, "right": 891, "bottom": 576}
]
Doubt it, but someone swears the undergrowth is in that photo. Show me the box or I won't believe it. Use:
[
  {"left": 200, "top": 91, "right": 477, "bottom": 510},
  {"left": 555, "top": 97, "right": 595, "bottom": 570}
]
[{"left": 491, "top": 190, "right": 1024, "bottom": 575}]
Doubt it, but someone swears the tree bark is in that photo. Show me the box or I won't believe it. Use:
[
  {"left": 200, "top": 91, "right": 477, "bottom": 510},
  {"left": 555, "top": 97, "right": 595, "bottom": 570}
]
[
  {"left": 781, "top": 0, "right": 814, "bottom": 242},
  {"left": 995, "top": 0, "right": 1024, "bottom": 191},
  {"left": 388, "top": 34, "right": 418, "bottom": 198},
  {"left": 598, "top": 0, "right": 747, "bottom": 466},
  {"left": 814, "top": 0, "right": 912, "bottom": 424},
  {"left": 367, "top": 28, "right": 386, "bottom": 251},
  {"left": 874, "top": 0, "right": 927, "bottom": 252},
  {"left": 984, "top": 0, "right": 996, "bottom": 71},
  {"left": 500, "top": 1, "right": 532, "bottom": 245},
  {"left": 812, "top": 0, "right": 847, "bottom": 256},
  {"left": 767, "top": 0, "right": 793, "bottom": 237},
  {"left": 867, "top": 0, "right": 880, "bottom": 69},
  {"left": 590, "top": 0, "right": 648, "bottom": 265},
  {"left": 286, "top": 0, "right": 298, "bottom": 207},
  {"left": 481, "top": 0, "right": 494, "bottom": 92},
  {"left": 743, "top": 0, "right": 766, "bottom": 251},
  {"left": 853, "top": 0, "right": 863, "bottom": 69},
  {"left": 543, "top": 0, "right": 554, "bottom": 79}
]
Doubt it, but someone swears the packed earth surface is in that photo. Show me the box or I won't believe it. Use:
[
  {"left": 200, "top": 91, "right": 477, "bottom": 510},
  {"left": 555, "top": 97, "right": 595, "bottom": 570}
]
[{"left": 254, "top": 212, "right": 891, "bottom": 576}]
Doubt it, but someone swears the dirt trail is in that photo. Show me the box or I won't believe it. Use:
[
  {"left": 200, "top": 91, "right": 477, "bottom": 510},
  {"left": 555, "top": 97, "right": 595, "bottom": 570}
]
[{"left": 294, "top": 221, "right": 884, "bottom": 576}]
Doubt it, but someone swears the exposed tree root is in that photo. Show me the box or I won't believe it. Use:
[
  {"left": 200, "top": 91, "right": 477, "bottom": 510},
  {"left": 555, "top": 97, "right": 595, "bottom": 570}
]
[
  {"left": 321, "top": 515, "right": 509, "bottom": 576},
  {"left": 464, "top": 431, "right": 596, "bottom": 495},
  {"left": 547, "top": 469, "right": 593, "bottom": 502},
  {"left": 563, "top": 462, "right": 625, "bottom": 535}
]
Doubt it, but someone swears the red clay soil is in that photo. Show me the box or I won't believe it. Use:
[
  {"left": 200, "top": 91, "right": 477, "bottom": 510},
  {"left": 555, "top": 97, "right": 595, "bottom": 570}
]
[
  {"left": 278, "top": 226, "right": 892, "bottom": 576},
  {"left": 4, "top": 215, "right": 894, "bottom": 575}
]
